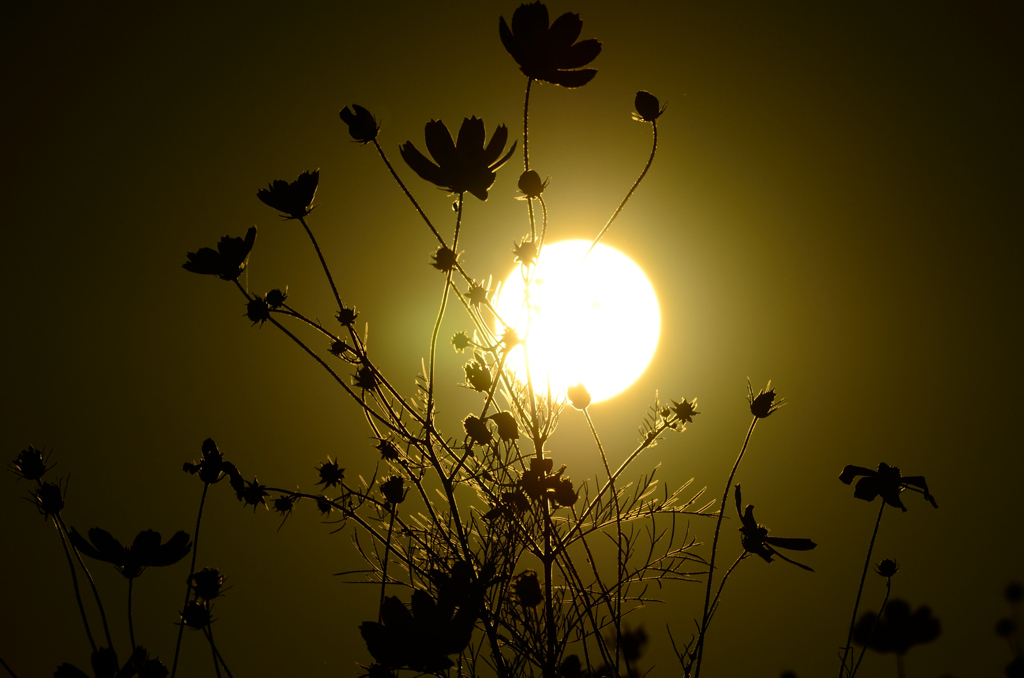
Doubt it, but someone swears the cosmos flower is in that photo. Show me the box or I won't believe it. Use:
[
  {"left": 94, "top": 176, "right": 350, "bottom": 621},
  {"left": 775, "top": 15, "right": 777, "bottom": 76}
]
[
  {"left": 499, "top": 2, "right": 602, "bottom": 88},
  {"left": 256, "top": 170, "right": 319, "bottom": 219},
  {"left": 182, "top": 226, "right": 257, "bottom": 281},
  {"left": 182, "top": 438, "right": 241, "bottom": 486},
  {"left": 839, "top": 463, "right": 938, "bottom": 512},
  {"left": 339, "top": 104, "right": 379, "bottom": 143},
  {"left": 54, "top": 646, "right": 168, "bottom": 678},
  {"left": 852, "top": 598, "right": 941, "bottom": 655},
  {"left": 69, "top": 527, "right": 191, "bottom": 579},
  {"left": 400, "top": 117, "right": 516, "bottom": 200},
  {"left": 735, "top": 484, "right": 816, "bottom": 571}
]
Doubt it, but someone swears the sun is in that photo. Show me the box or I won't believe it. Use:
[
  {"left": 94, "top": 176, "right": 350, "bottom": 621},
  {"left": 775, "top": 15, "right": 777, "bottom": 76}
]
[{"left": 494, "top": 239, "right": 660, "bottom": 404}]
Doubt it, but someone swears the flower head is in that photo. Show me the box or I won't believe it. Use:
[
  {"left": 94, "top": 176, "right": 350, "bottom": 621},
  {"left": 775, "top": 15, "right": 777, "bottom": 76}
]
[
  {"left": 852, "top": 598, "right": 941, "bottom": 655},
  {"left": 183, "top": 226, "right": 257, "bottom": 281},
  {"left": 463, "top": 414, "right": 492, "bottom": 446},
  {"left": 264, "top": 288, "right": 287, "bottom": 309},
  {"left": 377, "top": 439, "right": 401, "bottom": 461},
  {"left": 513, "top": 570, "right": 543, "bottom": 607},
  {"left": 246, "top": 297, "right": 270, "bottom": 326},
  {"left": 257, "top": 170, "right": 319, "bottom": 219},
  {"left": 464, "top": 284, "right": 489, "bottom": 307},
  {"left": 451, "top": 331, "right": 472, "bottom": 352},
  {"left": 35, "top": 480, "right": 65, "bottom": 517},
  {"left": 839, "top": 463, "right": 938, "bottom": 512},
  {"left": 566, "top": 383, "right": 591, "bottom": 410},
  {"left": 336, "top": 304, "right": 359, "bottom": 327},
  {"left": 633, "top": 91, "right": 666, "bottom": 123},
  {"left": 189, "top": 567, "right": 225, "bottom": 601},
  {"left": 489, "top": 412, "right": 520, "bottom": 441},
  {"left": 665, "top": 397, "right": 699, "bottom": 425},
  {"left": 735, "top": 484, "right": 816, "bottom": 571},
  {"left": 499, "top": 2, "right": 602, "bottom": 88},
  {"left": 431, "top": 246, "right": 459, "bottom": 272},
  {"left": 238, "top": 477, "right": 269, "bottom": 512},
  {"left": 69, "top": 527, "right": 191, "bottom": 579},
  {"left": 380, "top": 476, "right": 406, "bottom": 506},
  {"left": 517, "top": 170, "right": 548, "bottom": 199},
  {"left": 464, "top": 357, "right": 492, "bottom": 392},
  {"left": 182, "top": 438, "right": 241, "bottom": 486},
  {"left": 180, "top": 599, "right": 212, "bottom": 630},
  {"left": 339, "top": 105, "right": 380, "bottom": 143},
  {"left": 10, "top": 445, "right": 49, "bottom": 480},
  {"left": 875, "top": 558, "right": 899, "bottom": 578},
  {"left": 400, "top": 117, "right": 516, "bottom": 200},
  {"left": 748, "top": 379, "right": 784, "bottom": 418},
  {"left": 55, "top": 646, "right": 167, "bottom": 678},
  {"left": 316, "top": 457, "right": 345, "bottom": 489}
]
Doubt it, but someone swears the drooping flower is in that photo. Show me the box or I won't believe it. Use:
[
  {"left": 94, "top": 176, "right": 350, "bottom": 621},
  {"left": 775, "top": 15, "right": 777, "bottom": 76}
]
[
  {"left": 852, "top": 598, "right": 941, "bottom": 655},
  {"left": 180, "top": 599, "right": 212, "bottom": 630},
  {"left": 400, "top": 117, "right": 516, "bottom": 200},
  {"left": 376, "top": 439, "right": 401, "bottom": 461},
  {"left": 499, "top": 2, "right": 602, "bottom": 88},
  {"left": 633, "top": 91, "right": 666, "bottom": 123},
  {"left": 839, "top": 463, "right": 938, "bottom": 512},
  {"left": 339, "top": 104, "right": 380, "bottom": 144},
  {"left": 182, "top": 226, "right": 257, "bottom": 281},
  {"left": 256, "top": 170, "right": 319, "bottom": 219},
  {"left": 463, "top": 415, "right": 492, "bottom": 446},
  {"left": 69, "top": 527, "right": 191, "bottom": 579},
  {"left": 735, "top": 484, "right": 816, "bottom": 571}
]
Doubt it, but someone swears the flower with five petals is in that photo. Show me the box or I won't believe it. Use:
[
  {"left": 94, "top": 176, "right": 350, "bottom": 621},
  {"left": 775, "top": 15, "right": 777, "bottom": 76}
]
[{"left": 499, "top": 2, "right": 602, "bottom": 88}]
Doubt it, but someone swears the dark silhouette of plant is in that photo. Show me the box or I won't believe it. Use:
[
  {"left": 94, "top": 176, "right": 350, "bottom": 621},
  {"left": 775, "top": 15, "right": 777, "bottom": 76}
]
[
  {"left": 181, "top": 227, "right": 257, "bottom": 281},
  {"left": 998, "top": 582, "right": 1024, "bottom": 678},
  {"left": 852, "top": 599, "right": 940, "bottom": 677},
  {"left": 499, "top": 2, "right": 601, "bottom": 89}
]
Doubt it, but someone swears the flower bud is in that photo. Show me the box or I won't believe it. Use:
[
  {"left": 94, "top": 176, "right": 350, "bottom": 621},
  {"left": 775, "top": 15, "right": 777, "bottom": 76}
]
[
  {"left": 246, "top": 298, "right": 270, "bottom": 326},
  {"left": 380, "top": 476, "right": 406, "bottom": 505},
  {"left": 567, "top": 383, "right": 591, "bottom": 410},
  {"left": 513, "top": 570, "right": 543, "bottom": 607},
  {"left": 517, "top": 170, "right": 548, "bottom": 199},
  {"left": 634, "top": 90, "right": 665, "bottom": 122},
  {"left": 339, "top": 105, "right": 380, "bottom": 144}
]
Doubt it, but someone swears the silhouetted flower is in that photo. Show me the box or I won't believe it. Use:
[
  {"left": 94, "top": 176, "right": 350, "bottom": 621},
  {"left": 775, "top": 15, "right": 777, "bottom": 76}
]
[
  {"left": 353, "top": 365, "right": 378, "bottom": 390},
  {"left": 490, "top": 412, "right": 520, "bottom": 441},
  {"left": 315, "top": 495, "right": 333, "bottom": 515},
  {"left": 451, "top": 331, "right": 472, "bottom": 352},
  {"left": 839, "top": 463, "right": 938, "bottom": 511},
  {"left": 735, "top": 484, "right": 816, "bottom": 571},
  {"left": 621, "top": 625, "right": 649, "bottom": 664},
  {"left": 246, "top": 297, "right": 270, "bottom": 326},
  {"left": 273, "top": 494, "right": 296, "bottom": 516},
  {"left": 264, "top": 288, "right": 287, "bottom": 309},
  {"left": 182, "top": 226, "right": 257, "bottom": 281},
  {"left": 513, "top": 570, "right": 543, "bottom": 607},
  {"left": 567, "top": 383, "right": 591, "bottom": 410},
  {"left": 876, "top": 558, "right": 899, "bottom": 578},
  {"left": 380, "top": 476, "right": 406, "bottom": 505},
  {"left": 551, "top": 476, "right": 578, "bottom": 507},
  {"left": 1006, "top": 582, "right": 1023, "bottom": 604},
  {"left": 748, "top": 379, "right": 784, "bottom": 418},
  {"left": 633, "top": 91, "right": 665, "bottom": 122},
  {"left": 35, "top": 480, "right": 65, "bottom": 516},
  {"left": 465, "top": 284, "right": 489, "bottom": 306},
  {"left": 257, "top": 170, "right": 319, "bottom": 219},
  {"left": 54, "top": 646, "right": 165, "bottom": 678},
  {"left": 521, "top": 457, "right": 553, "bottom": 499},
  {"left": 69, "top": 527, "right": 191, "bottom": 579},
  {"left": 182, "top": 438, "right": 241, "bottom": 486},
  {"left": 316, "top": 457, "right": 345, "bottom": 489},
  {"left": 189, "top": 567, "right": 225, "bottom": 601},
  {"left": 431, "top": 246, "right": 459, "bottom": 272},
  {"left": 852, "top": 598, "right": 941, "bottom": 655},
  {"left": 517, "top": 170, "right": 548, "bottom": 199},
  {"left": 464, "top": 357, "right": 492, "bottom": 392},
  {"left": 499, "top": 2, "right": 602, "bottom": 88},
  {"left": 400, "top": 117, "right": 516, "bottom": 200},
  {"left": 665, "top": 397, "right": 699, "bottom": 424},
  {"left": 340, "top": 105, "right": 380, "bottom": 143},
  {"left": 336, "top": 304, "right": 359, "bottom": 326},
  {"left": 180, "top": 599, "right": 212, "bottom": 630},
  {"left": 513, "top": 237, "right": 537, "bottom": 265},
  {"left": 238, "top": 477, "right": 269, "bottom": 512},
  {"left": 558, "top": 655, "right": 584, "bottom": 678},
  {"left": 10, "top": 445, "right": 49, "bottom": 480},
  {"left": 463, "top": 415, "right": 492, "bottom": 446},
  {"left": 376, "top": 439, "right": 400, "bottom": 461}
]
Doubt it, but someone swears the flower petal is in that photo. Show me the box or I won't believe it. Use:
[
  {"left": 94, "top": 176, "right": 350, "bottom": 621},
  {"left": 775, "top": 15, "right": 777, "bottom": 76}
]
[
  {"left": 853, "top": 476, "right": 882, "bottom": 503},
  {"left": 456, "top": 117, "right": 486, "bottom": 160},
  {"left": 543, "top": 68, "right": 597, "bottom": 89},
  {"left": 483, "top": 124, "right": 509, "bottom": 166},
  {"left": 547, "top": 11, "right": 583, "bottom": 49},
  {"left": 424, "top": 120, "right": 457, "bottom": 170},
  {"left": 400, "top": 142, "right": 444, "bottom": 187},
  {"left": 512, "top": 2, "right": 548, "bottom": 43},
  {"left": 559, "top": 38, "right": 602, "bottom": 69},
  {"left": 839, "top": 465, "right": 874, "bottom": 485},
  {"left": 765, "top": 536, "right": 817, "bottom": 551},
  {"left": 87, "top": 527, "right": 125, "bottom": 563}
]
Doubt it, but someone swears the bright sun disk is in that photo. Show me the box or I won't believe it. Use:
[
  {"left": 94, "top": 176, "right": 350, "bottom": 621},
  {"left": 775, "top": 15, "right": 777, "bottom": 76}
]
[{"left": 494, "top": 239, "right": 660, "bottom": 404}]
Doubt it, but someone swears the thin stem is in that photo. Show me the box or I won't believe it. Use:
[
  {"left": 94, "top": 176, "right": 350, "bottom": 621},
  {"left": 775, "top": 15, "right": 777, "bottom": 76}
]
[
  {"left": 204, "top": 627, "right": 222, "bottom": 678},
  {"left": 839, "top": 501, "right": 886, "bottom": 678},
  {"left": 0, "top": 657, "right": 19, "bottom": 678},
  {"left": 703, "top": 552, "right": 747, "bottom": 640},
  {"left": 372, "top": 139, "right": 445, "bottom": 249},
  {"left": 172, "top": 482, "right": 209, "bottom": 678},
  {"left": 207, "top": 624, "right": 235, "bottom": 678},
  {"left": 851, "top": 577, "right": 891, "bottom": 678},
  {"left": 57, "top": 514, "right": 114, "bottom": 650},
  {"left": 425, "top": 194, "right": 463, "bottom": 438},
  {"left": 896, "top": 654, "right": 905, "bottom": 678},
  {"left": 128, "top": 577, "right": 136, "bottom": 650},
  {"left": 378, "top": 509, "right": 397, "bottom": 620},
  {"left": 584, "top": 120, "right": 658, "bottom": 259},
  {"left": 297, "top": 216, "right": 343, "bottom": 313},
  {"left": 584, "top": 409, "right": 623, "bottom": 674},
  {"left": 543, "top": 502, "right": 556, "bottom": 678},
  {"left": 523, "top": 78, "right": 533, "bottom": 170},
  {"left": 53, "top": 516, "right": 97, "bottom": 654},
  {"left": 693, "top": 416, "right": 758, "bottom": 678}
]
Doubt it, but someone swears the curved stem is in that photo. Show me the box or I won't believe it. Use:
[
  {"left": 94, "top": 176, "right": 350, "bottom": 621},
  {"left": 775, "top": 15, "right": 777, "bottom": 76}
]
[
  {"left": 172, "top": 481, "right": 209, "bottom": 678},
  {"left": 426, "top": 194, "right": 463, "bottom": 437},
  {"left": 839, "top": 501, "right": 886, "bottom": 677},
  {"left": 523, "top": 78, "right": 533, "bottom": 171},
  {"left": 584, "top": 120, "right": 658, "bottom": 259},
  {"left": 204, "top": 627, "right": 222, "bottom": 678},
  {"left": 378, "top": 509, "right": 397, "bottom": 619},
  {"left": 372, "top": 139, "right": 445, "bottom": 249},
  {"left": 702, "top": 552, "right": 747, "bottom": 642},
  {"left": 127, "top": 577, "right": 136, "bottom": 650},
  {"left": 53, "top": 516, "right": 97, "bottom": 654},
  {"left": 694, "top": 416, "right": 757, "bottom": 678},
  {"left": 297, "top": 216, "right": 343, "bottom": 313},
  {"left": 57, "top": 514, "right": 114, "bottom": 649},
  {"left": 0, "top": 657, "right": 19, "bottom": 678},
  {"left": 851, "top": 577, "right": 891, "bottom": 678}
]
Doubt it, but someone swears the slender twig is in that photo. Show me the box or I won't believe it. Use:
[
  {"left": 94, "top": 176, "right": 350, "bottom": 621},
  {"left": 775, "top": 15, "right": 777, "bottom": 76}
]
[
  {"left": 378, "top": 509, "right": 397, "bottom": 620},
  {"left": 694, "top": 416, "right": 757, "bottom": 678},
  {"left": 53, "top": 516, "right": 97, "bottom": 654},
  {"left": 584, "top": 120, "right": 658, "bottom": 259},
  {"left": 172, "top": 481, "right": 209, "bottom": 678},
  {"left": 839, "top": 502, "right": 886, "bottom": 677},
  {"left": 523, "top": 78, "right": 533, "bottom": 171},
  {"left": 127, "top": 577, "right": 136, "bottom": 650},
  {"left": 0, "top": 657, "right": 19, "bottom": 678},
  {"left": 851, "top": 576, "right": 891, "bottom": 678},
  {"left": 425, "top": 194, "right": 463, "bottom": 439},
  {"left": 57, "top": 514, "right": 114, "bottom": 649},
  {"left": 702, "top": 552, "right": 747, "bottom": 640},
  {"left": 297, "top": 216, "right": 343, "bottom": 313},
  {"left": 204, "top": 626, "right": 222, "bottom": 678}
]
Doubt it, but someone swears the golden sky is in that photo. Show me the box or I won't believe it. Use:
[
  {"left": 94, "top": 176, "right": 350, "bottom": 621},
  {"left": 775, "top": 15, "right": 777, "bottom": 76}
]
[{"left": 3, "top": 1, "right": 1022, "bottom": 676}]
